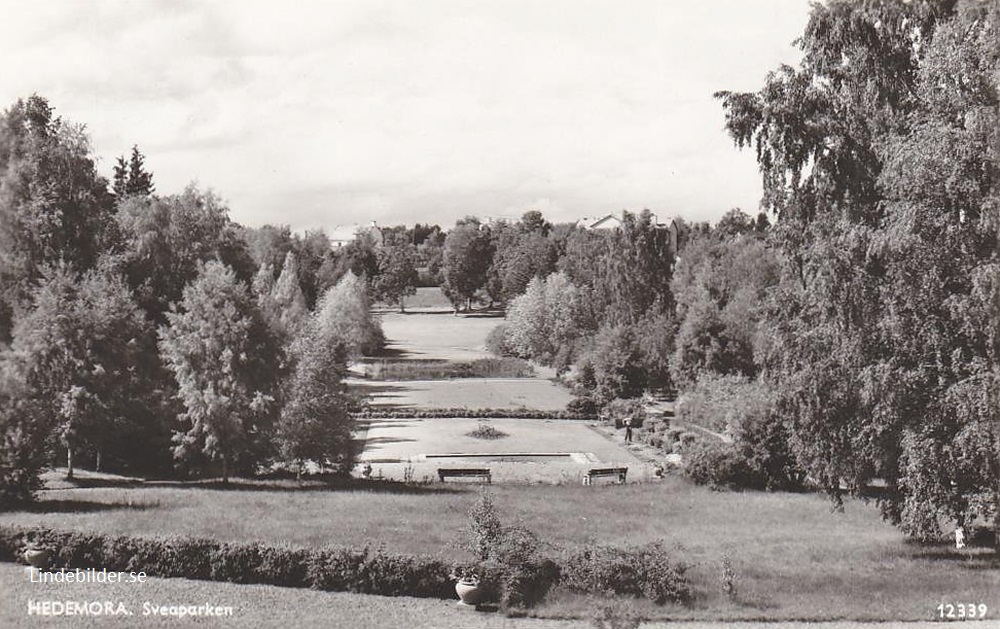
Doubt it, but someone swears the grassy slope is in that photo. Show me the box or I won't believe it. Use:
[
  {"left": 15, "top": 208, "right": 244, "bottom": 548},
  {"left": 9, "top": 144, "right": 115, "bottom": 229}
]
[{"left": 3, "top": 475, "right": 997, "bottom": 622}]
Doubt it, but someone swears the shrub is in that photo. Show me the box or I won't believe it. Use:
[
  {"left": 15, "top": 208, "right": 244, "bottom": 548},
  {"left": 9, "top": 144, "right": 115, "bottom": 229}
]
[
  {"left": 486, "top": 324, "right": 510, "bottom": 356},
  {"left": 675, "top": 375, "right": 804, "bottom": 490},
  {"left": 0, "top": 398, "right": 53, "bottom": 508},
  {"left": 466, "top": 420, "right": 508, "bottom": 440},
  {"left": 681, "top": 438, "right": 757, "bottom": 490},
  {"left": 566, "top": 396, "right": 599, "bottom": 416},
  {"left": 562, "top": 542, "right": 690, "bottom": 604},
  {"left": 463, "top": 489, "right": 558, "bottom": 611}
]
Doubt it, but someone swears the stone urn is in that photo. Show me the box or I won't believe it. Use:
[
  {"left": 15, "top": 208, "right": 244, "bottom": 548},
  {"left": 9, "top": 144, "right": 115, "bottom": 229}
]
[
  {"left": 23, "top": 547, "right": 51, "bottom": 569},
  {"left": 455, "top": 578, "right": 483, "bottom": 608}
]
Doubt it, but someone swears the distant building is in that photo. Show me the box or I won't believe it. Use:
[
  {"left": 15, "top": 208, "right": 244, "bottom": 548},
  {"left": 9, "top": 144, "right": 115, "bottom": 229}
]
[
  {"left": 329, "top": 221, "right": 384, "bottom": 249},
  {"left": 575, "top": 211, "right": 679, "bottom": 255},
  {"left": 575, "top": 213, "right": 625, "bottom": 231}
]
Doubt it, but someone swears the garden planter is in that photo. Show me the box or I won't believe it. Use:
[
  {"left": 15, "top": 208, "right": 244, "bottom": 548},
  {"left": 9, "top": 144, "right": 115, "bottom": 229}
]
[
  {"left": 23, "top": 547, "right": 51, "bottom": 569},
  {"left": 455, "top": 579, "right": 483, "bottom": 608}
]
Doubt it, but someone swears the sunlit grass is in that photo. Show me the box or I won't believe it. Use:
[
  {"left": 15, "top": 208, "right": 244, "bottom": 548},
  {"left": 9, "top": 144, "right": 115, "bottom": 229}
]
[{"left": 3, "top": 474, "right": 997, "bottom": 622}]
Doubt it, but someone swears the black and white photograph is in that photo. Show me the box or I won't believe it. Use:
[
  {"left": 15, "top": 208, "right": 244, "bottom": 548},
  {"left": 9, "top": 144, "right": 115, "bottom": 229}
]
[{"left": 0, "top": 1, "right": 998, "bottom": 627}]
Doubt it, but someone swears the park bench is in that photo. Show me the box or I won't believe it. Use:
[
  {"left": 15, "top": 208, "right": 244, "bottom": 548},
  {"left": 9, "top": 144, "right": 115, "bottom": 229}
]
[
  {"left": 583, "top": 467, "right": 628, "bottom": 486},
  {"left": 438, "top": 468, "right": 492, "bottom": 484}
]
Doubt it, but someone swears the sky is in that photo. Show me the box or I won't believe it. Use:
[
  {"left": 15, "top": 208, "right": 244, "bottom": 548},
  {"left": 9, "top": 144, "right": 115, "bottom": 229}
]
[{"left": 0, "top": 1, "right": 813, "bottom": 233}]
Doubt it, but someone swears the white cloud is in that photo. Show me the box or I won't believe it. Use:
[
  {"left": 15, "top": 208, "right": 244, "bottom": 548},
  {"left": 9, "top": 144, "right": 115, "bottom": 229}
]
[{"left": 0, "top": 0, "right": 812, "bottom": 231}]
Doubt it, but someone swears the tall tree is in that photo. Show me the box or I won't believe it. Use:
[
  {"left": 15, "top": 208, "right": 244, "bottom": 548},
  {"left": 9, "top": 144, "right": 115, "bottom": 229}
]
[
  {"left": 277, "top": 308, "right": 356, "bottom": 478},
  {"left": 441, "top": 223, "right": 493, "bottom": 312},
  {"left": 112, "top": 145, "right": 155, "bottom": 198},
  {"left": 373, "top": 234, "right": 418, "bottom": 311},
  {"left": 719, "top": 0, "right": 1000, "bottom": 544},
  {"left": 0, "top": 95, "right": 114, "bottom": 341},
  {"left": 116, "top": 185, "right": 243, "bottom": 324},
  {"left": 158, "top": 261, "right": 280, "bottom": 482},
  {"left": 314, "top": 272, "right": 385, "bottom": 359}
]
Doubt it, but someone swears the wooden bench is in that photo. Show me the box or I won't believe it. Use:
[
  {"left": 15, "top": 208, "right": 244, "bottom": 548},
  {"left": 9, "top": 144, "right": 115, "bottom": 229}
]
[
  {"left": 438, "top": 468, "right": 491, "bottom": 484},
  {"left": 583, "top": 467, "right": 627, "bottom": 485}
]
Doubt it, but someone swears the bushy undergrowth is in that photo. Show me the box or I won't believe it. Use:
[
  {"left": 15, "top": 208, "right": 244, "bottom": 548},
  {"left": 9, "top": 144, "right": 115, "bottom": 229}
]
[
  {"left": 675, "top": 375, "right": 803, "bottom": 491},
  {"left": 681, "top": 438, "right": 758, "bottom": 490},
  {"left": 562, "top": 542, "right": 691, "bottom": 604},
  {"left": 464, "top": 489, "right": 561, "bottom": 611},
  {"left": 566, "top": 396, "right": 599, "bottom": 416},
  {"left": 364, "top": 357, "right": 534, "bottom": 380}
]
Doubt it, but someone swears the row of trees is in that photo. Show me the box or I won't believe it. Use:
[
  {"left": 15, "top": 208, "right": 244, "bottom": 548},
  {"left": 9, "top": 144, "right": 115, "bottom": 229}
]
[
  {"left": 0, "top": 96, "right": 383, "bottom": 504},
  {"left": 479, "top": 209, "right": 680, "bottom": 403}
]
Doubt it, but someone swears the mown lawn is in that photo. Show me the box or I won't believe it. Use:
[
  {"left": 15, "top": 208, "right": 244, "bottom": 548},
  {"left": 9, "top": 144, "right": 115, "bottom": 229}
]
[{"left": 3, "top": 473, "right": 997, "bottom": 622}]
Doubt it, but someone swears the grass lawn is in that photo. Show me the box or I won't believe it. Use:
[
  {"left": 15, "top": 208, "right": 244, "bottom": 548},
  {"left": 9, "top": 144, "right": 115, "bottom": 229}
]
[
  {"left": 377, "top": 286, "right": 454, "bottom": 312},
  {"left": 375, "top": 309, "right": 503, "bottom": 362},
  {"left": 3, "top": 473, "right": 998, "bottom": 623}
]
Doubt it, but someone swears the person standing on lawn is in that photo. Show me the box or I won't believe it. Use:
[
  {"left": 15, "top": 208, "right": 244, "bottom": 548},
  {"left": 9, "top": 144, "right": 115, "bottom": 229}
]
[{"left": 624, "top": 417, "right": 633, "bottom": 443}]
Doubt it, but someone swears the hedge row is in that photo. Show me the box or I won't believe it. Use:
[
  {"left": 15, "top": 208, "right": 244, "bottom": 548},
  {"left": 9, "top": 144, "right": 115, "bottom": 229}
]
[
  {"left": 1, "top": 526, "right": 692, "bottom": 606},
  {"left": 353, "top": 408, "right": 596, "bottom": 420},
  {"left": 0, "top": 526, "right": 452, "bottom": 599}
]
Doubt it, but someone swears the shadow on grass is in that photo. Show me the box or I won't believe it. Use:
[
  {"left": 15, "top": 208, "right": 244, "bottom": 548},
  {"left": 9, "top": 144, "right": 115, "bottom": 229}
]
[
  {"left": 358, "top": 357, "right": 450, "bottom": 366},
  {"left": 348, "top": 382, "right": 413, "bottom": 396},
  {"left": 51, "top": 477, "right": 146, "bottom": 489},
  {"left": 22, "top": 499, "right": 159, "bottom": 514},
  {"left": 138, "top": 476, "right": 468, "bottom": 496},
  {"left": 355, "top": 421, "right": 420, "bottom": 430},
  {"left": 364, "top": 436, "right": 418, "bottom": 446},
  {"left": 361, "top": 346, "right": 410, "bottom": 359}
]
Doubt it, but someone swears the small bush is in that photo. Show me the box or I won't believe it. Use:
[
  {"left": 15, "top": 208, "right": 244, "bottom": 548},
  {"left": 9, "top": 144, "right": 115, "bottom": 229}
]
[
  {"left": 562, "top": 542, "right": 690, "bottom": 604},
  {"left": 466, "top": 420, "right": 509, "bottom": 440},
  {"left": 486, "top": 324, "right": 510, "bottom": 356},
  {"left": 681, "top": 438, "right": 757, "bottom": 490},
  {"left": 463, "top": 490, "right": 559, "bottom": 611},
  {"left": 567, "top": 396, "right": 599, "bottom": 416}
]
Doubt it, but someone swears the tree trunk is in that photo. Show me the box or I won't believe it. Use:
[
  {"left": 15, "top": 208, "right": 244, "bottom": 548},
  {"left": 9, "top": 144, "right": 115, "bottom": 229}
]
[
  {"left": 95, "top": 450, "right": 102, "bottom": 472},
  {"left": 66, "top": 447, "right": 74, "bottom": 480},
  {"left": 221, "top": 454, "right": 229, "bottom": 484}
]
